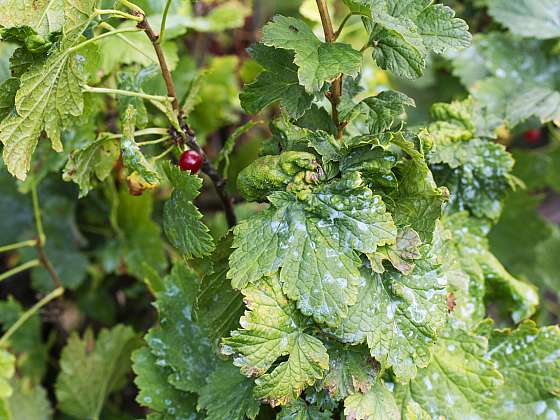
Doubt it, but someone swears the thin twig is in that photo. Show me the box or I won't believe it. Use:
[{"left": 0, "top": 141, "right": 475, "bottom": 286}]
[
  {"left": 0, "top": 239, "right": 38, "bottom": 254},
  {"left": 0, "top": 287, "right": 64, "bottom": 348},
  {"left": 0, "top": 260, "right": 40, "bottom": 283},
  {"left": 316, "top": 0, "right": 344, "bottom": 139},
  {"left": 134, "top": 11, "right": 237, "bottom": 227},
  {"left": 31, "top": 176, "right": 63, "bottom": 289},
  {"left": 334, "top": 13, "right": 353, "bottom": 40}
]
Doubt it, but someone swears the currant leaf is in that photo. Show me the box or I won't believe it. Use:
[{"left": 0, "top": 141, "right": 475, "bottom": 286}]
[
  {"left": 62, "top": 133, "right": 119, "bottom": 197},
  {"left": 162, "top": 162, "right": 215, "bottom": 259},
  {"left": 240, "top": 44, "right": 313, "bottom": 119},
  {"left": 394, "top": 326, "right": 503, "bottom": 418},
  {"left": 488, "top": 0, "right": 560, "bottom": 39},
  {"left": 222, "top": 274, "right": 329, "bottom": 407},
  {"left": 55, "top": 325, "right": 139, "bottom": 420},
  {"left": 344, "top": 382, "right": 399, "bottom": 420},
  {"left": 261, "top": 16, "right": 362, "bottom": 93}
]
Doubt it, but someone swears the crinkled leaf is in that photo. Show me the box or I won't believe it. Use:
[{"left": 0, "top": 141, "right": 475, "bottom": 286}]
[
  {"left": 430, "top": 138, "right": 516, "bottom": 221},
  {"left": 394, "top": 327, "right": 503, "bottom": 418},
  {"left": 344, "top": 382, "right": 399, "bottom": 420},
  {"left": 146, "top": 263, "right": 215, "bottom": 393},
  {"left": 331, "top": 256, "right": 447, "bottom": 383},
  {"left": 361, "top": 90, "right": 415, "bottom": 135},
  {"left": 321, "top": 344, "right": 378, "bottom": 401},
  {"left": 63, "top": 133, "right": 119, "bottom": 197},
  {"left": 228, "top": 174, "right": 396, "bottom": 326},
  {"left": 483, "top": 321, "right": 560, "bottom": 419},
  {"left": 198, "top": 361, "right": 261, "bottom": 420},
  {"left": 444, "top": 212, "right": 538, "bottom": 323},
  {"left": 261, "top": 16, "right": 362, "bottom": 93},
  {"left": 0, "top": 0, "right": 64, "bottom": 36},
  {"left": 162, "top": 162, "right": 214, "bottom": 259},
  {"left": 132, "top": 347, "right": 200, "bottom": 419},
  {"left": 240, "top": 44, "right": 313, "bottom": 119},
  {"left": 368, "top": 227, "right": 422, "bottom": 275},
  {"left": 0, "top": 39, "right": 98, "bottom": 180},
  {"left": 120, "top": 105, "right": 159, "bottom": 185},
  {"left": 55, "top": 325, "right": 138, "bottom": 420},
  {"left": 488, "top": 0, "right": 560, "bottom": 39},
  {"left": 222, "top": 274, "right": 329, "bottom": 407},
  {"left": 363, "top": 0, "right": 470, "bottom": 79},
  {"left": 0, "top": 78, "right": 19, "bottom": 122}
]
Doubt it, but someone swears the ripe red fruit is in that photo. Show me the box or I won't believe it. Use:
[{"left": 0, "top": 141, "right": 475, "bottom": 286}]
[
  {"left": 179, "top": 150, "right": 203, "bottom": 173},
  {"left": 522, "top": 128, "right": 542, "bottom": 145}
]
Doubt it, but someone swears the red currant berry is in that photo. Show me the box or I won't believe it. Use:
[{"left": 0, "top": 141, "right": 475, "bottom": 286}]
[
  {"left": 179, "top": 150, "right": 203, "bottom": 173},
  {"left": 522, "top": 128, "right": 542, "bottom": 145}
]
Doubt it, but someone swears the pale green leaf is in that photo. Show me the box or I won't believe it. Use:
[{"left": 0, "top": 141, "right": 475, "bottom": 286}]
[
  {"left": 222, "top": 274, "right": 329, "bottom": 407},
  {"left": 395, "top": 327, "right": 503, "bottom": 418},
  {"left": 62, "top": 133, "right": 119, "bottom": 197},
  {"left": 484, "top": 321, "right": 560, "bottom": 419},
  {"left": 162, "top": 162, "right": 214, "bottom": 259},
  {"left": 344, "top": 382, "right": 399, "bottom": 420},
  {"left": 331, "top": 256, "right": 447, "bottom": 383},
  {"left": 55, "top": 325, "right": 138, "bottom": 420},
  {"left": 488, "top": 0, "right": 560, "bottom": 39},
  {"left": 0, "top": 40, "right": 98, "bottom": 180},
  {"left": 120, "top": 105, "right": 159, "bottom": 185},
  {"left": 4, "top": 379, "right": 52, "bottom": 420},
  {"left": 0, "top": 350, "right": 15, "bottom": 399},
  {"left": 229, "top": 173, "right": 396, "bottom": 326},
  {"left": 0, "top": 0, "right": 64, "bottom": 36},
  {"left": 361, "top": 90, "right": 415, "bottom": 135}
]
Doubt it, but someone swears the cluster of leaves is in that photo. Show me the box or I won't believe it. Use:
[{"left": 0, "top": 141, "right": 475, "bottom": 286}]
[{"left": 0, "top": 0, "right": 559, "bottom": 419}]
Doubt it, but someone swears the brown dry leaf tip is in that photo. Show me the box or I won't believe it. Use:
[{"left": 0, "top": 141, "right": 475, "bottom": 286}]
[{"left": 447, "top": 292, "right": 457, "bottom": 313}]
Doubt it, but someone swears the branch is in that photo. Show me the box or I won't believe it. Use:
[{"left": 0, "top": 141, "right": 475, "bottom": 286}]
[
  {"left": 135, "top": 12, "right": 237, "bottom": 227},
  {"left": 316, "top": 0, "right": 344, "bottom": 138}
]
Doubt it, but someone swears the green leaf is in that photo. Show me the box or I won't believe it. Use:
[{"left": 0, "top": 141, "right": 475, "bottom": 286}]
[
  {"left": 0, "top": 78, "right": 19, "bottom": 122},
  {"left": 261, "top": 16, "right": 362, "bottom": 93},
  {"left": 320, "top": 344, "right": 378, "bottom": 401},
  {"left": 228, "top": 174, "right": 396, "bottom": 326},
  {"left": 120, "top": 105, "right": 159, "bottom": 185},
  {"left": 55, "top": 325, "right": 138, "bottom": 420},
  {"left": 344, "top": 382, "right": 399, "bottom": 420},
  {"left": 198, "top": 361, "right": 261, "bottom": 420},
  {"left": 484, "top": 321, "right": 560, "bottom": 419},
  {"left": 361, "top": 91, "right": 415, "bottom": 135},
  {"left": 0, "top": 0, "right": 64, "bottom": 36},
  {"left": 146, "top": 262, "right": 215, "bottom": 393},
  {"left": 0, "top": 39, "right": 99, "bottom": 180},
  {"left": 239, "top": 44, "right": 313, "bottom": 119},
  {"left": 4, "top": 379, "right": 52, "bottom": 420},
  {"left": 363, "top": 0, "right": 470, "bottom": 79},
  {"left": 331, "top": 255, "right": 447, "bottom": 383},
  {"left": 444, "top": 212, "right": 539, "bottom": 324},
  {"left": 162, "top": 162, "right": 214, "bottom": 259},
  {"left": 170, "top": 1, "right": 251, "bottom": 33},
  {"left": 62, "top": 133, "right": 119, "bottom": 197},
  {"left": 368, "top": 227, "right": 422, "bottom": 275},
  {"left": 117, "top": 190, "right": 168, "bottom": 281},
  {"left": 277, "top": 400, "right": 332, "bottom": 420},
  {"left": 222, "top": 274, "right": 329, "bottom": 407},
  {"left": 488, "top": 0, "right": 560, "bottom": 39},
  {"left": 0, "top": 350, "right": 15, "bottom": 399},
  {"left": 195, "top": 234, "right": 244, "bottom": 345},
  {"left": 430, "top": 138, "right": 516, "bottom": 221},
  {"left": 394, "top": 327, "right": 503, "bottom": 418},
  {"left": 453, "top": 34, "right": 560, "bottom": 125},
  {"left": 132, "top": 347, "right": 200, "bottom": 419}
]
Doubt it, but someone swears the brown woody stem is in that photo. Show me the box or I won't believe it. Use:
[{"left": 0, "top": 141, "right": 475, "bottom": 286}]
[
  {"left": 136, "top": 13, "right": 237, "bottom": 227},
  {"left": 316, "top": 0, "right": 344, "bottom": 138}
]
